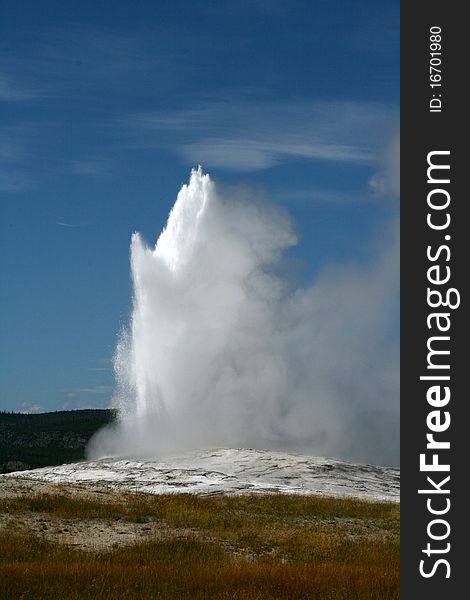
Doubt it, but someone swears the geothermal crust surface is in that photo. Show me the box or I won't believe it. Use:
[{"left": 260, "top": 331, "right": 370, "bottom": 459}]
[{"left": 4, "top": 448, "right": 399, "bottom": 502}]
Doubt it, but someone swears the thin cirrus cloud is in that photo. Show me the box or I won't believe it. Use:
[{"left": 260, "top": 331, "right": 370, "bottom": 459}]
[
  {"left": 0, "top": 122, "right": 114, "bottom": 192},
  {"left": 118, "top": 99, "right": 397, "bottom": 171},
  {"left": 179, "top": 138, "right": 373, "bottom": 171},
  {"left": 68, "top": 385, "right": 113, "bottom": 395},
  {"left": 369, "top": 133, "right": 400, "bottom": 199},
  {"left": 0, "top": 121, "right": 51, "bottom": 192},
  {"left": 0, "top": 73, "right": 38, "bottom": 101},
  {"left": 0, "top": 169, "right": 31, "bottom": 193},
  {"left": 19, "top": 402, "right": 42, "bottom": 414},
  {"left": 0, "top": 26, "right": 184, "bottom": 101},
  {"left": 1, "top": 23, "right": 398, "bottom": 182},
  {"left": 67, "top": 158, "right": 113, "bottom": 177}
]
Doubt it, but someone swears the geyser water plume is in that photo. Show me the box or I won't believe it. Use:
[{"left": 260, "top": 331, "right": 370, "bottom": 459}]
[{"left": 89, "top": 168, "right": 399, "bottom": 465}]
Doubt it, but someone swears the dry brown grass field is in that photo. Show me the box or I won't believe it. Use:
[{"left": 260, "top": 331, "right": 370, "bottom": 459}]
[{"left": 0, "top": 478, "right": 399, "bottom": 599}]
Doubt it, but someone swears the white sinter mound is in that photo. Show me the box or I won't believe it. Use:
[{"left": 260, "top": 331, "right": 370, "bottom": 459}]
[{"left": 4, "top": 448, "right": 399, "bottom": 502}]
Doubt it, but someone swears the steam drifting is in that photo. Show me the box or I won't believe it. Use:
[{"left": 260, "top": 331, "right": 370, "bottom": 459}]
[{"left": 89, "top": 168, "right": 399, "bottom": 466}]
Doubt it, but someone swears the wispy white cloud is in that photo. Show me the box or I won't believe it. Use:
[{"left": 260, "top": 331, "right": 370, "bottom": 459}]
[
  {"left": 0, "top": 170, "right": 30, "bottom": 192},
  {"left": 119, "top": 99, "right": 396, "bottom": 171},
  {"left": 0, "top": 26, "right": 184, "bottom": 102},
  {"left": 0, "top": 139, "right": 22, "bottom": 162},
  {"left": 71, "top": 385, "right": 114, "bottom": 395},
  {"left": 19, "top": 402, "right": 42, "bottom": 414},
  {"left": 0, "top": 73, "right": 38, "bottom": 101},
  {"left": 67, "top": 157, "right": 113, "bottom": 177},
  {"left": 0, "top": 122, "right": 53, "bottom": 192},
  {"left": 273, "top": 186, "right": 373, "bottom": 206},
  {"left": 0, "top": 121, "right": 115, "bottom": 192},
  {"left": 57, "top": 222, "right": 81, "bottom": 228},
  {"left": 369, "top": 132, "right": 400, "bottom": 199},
  {"left": 1, "top": 22, "right": 398, "bottom": 185},
  {"left": 180, "top": 138, "right": 373, "bottom": 171},
  {"left": 0, "top": 25, "right": 190, "bottom": 191}
]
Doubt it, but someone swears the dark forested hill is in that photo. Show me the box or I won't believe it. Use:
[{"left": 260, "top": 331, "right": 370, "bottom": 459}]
[{"left": 0, "top": 409, "right": 116, "bottom": 473}]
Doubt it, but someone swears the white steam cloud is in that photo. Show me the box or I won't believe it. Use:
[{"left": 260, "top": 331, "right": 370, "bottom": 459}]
[{"left": 88, "top": 167, "right": 399, "bottom": 466}]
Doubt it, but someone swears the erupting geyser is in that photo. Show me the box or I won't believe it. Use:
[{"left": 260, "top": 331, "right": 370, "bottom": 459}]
[{"left": 89, "top": 168, "right": 399, "bottom": 466}]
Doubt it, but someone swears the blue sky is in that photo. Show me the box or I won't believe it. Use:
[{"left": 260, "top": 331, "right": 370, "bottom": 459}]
[{"left": 0, "top": 0, "right": 399, "bottom": 413}]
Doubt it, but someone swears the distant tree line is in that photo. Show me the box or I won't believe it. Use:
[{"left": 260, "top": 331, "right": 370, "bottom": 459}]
[{"left": 0, "top": 409, "right": 116, "bottom": 473}]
